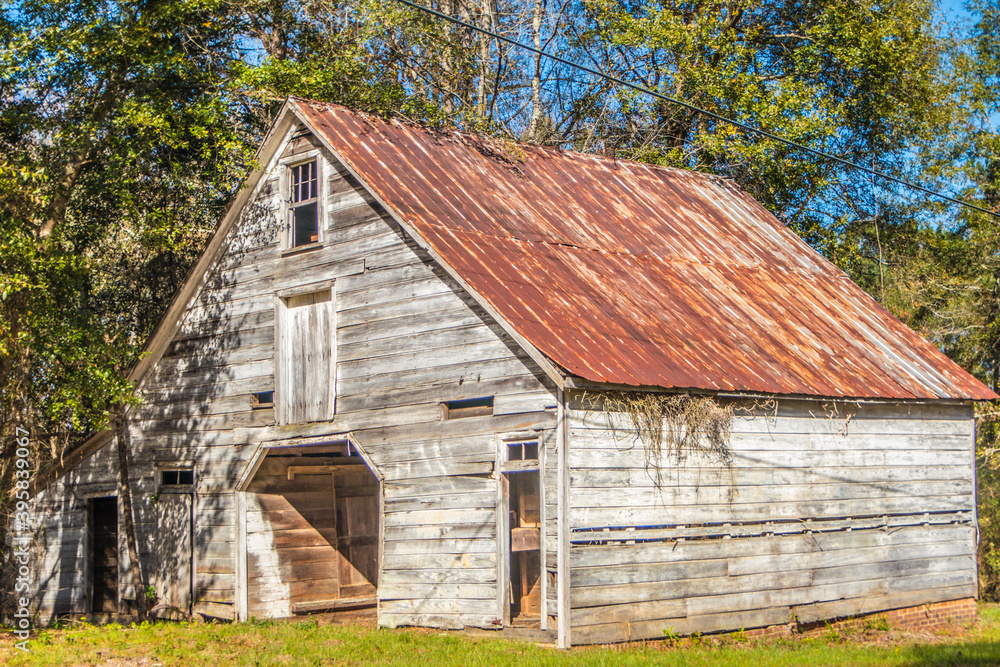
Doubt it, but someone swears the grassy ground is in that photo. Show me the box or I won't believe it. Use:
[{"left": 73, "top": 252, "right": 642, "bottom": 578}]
[{"left": 3, "top": 605, "right": 1000, "bottom": 666}]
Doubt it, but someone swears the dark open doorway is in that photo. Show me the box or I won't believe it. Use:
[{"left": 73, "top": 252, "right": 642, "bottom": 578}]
[
  {"left": 90, "top": 496, "right": 119, "bottom": 614},
  {"left": 505, "top": 471, "right": 541, "bottom": 622}
]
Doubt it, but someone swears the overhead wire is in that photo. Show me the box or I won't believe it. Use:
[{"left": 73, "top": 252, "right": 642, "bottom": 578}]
[{"left": 394, "top": 0, "right": 1000, "bottom": 219}]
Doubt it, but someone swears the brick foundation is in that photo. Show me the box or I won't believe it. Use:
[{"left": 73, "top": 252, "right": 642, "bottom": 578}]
[{"left": 737, "top": 598, "right": 978, "bottom": 639}]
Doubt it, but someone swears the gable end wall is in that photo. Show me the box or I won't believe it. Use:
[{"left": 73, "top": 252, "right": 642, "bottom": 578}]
[{"left": 31, "top": 123, "right": 559, "bottom": 628}]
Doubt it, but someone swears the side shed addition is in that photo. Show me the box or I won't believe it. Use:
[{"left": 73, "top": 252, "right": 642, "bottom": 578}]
[{"left": 31, "top": 98, "right": 997, "bottom": 648}]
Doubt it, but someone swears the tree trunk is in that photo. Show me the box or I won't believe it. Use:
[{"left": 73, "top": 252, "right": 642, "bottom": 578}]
[
  {"left": 115, "top": 406, "right": 147, "bottom": 621},
  {"left": 528, "top": 0, "right": 544, "bottom": 141},
  {"left": 476, "top": 0, "right": 494, "bottom": 120}
]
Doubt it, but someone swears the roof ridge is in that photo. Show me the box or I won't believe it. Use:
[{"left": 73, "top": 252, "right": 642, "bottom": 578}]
[{"left": 291, "top": 96, "right": 734, "bottom": 185}]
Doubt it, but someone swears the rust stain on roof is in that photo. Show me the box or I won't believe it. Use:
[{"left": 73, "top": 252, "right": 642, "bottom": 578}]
[{"left": 295, "top": 99, "right": 997, "bottom": 401}]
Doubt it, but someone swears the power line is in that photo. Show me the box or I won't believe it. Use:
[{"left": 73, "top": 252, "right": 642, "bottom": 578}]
[{"left": 395, "top": 0, "right": 999, "bottom": 219}]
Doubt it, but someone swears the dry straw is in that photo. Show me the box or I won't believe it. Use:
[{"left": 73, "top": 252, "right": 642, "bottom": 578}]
[{"left": 588, "top": 391, "right": 735, "bottom": 487}]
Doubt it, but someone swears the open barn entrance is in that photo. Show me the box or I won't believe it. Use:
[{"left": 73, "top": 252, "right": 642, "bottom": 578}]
[
  {"left": 244, "top": 440, "right": 380, "bottom": 618},
  {"left": 505, "top": 471, "right": 542, "bottom": 622},
  {"left": 499, "top": 436, "right": 543, "bottom": 628}
]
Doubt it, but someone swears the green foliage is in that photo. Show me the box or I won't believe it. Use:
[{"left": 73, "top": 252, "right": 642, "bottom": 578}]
[
  {"left": 863, "top": 614, "right": 890, "bottom": 632},
  {"left": 0, "top": 0, "right": 251, "bottom": 440},
  {"left": 0, "top": 0, "right": 256, "bottom": 615},
  {"left": 871, "top": 0, "right": 1000, "bottom": 599},
  {"left": 572, "top": 0, "right": 947, "bottom": 233}
]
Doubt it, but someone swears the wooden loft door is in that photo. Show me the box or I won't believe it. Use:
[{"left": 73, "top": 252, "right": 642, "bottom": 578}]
[{"left": 90, "top": 497, "right": 119, "bottom": 614}]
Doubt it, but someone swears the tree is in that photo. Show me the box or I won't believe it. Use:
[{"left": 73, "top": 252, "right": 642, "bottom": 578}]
[
  {"left": 0, "top": 0, "right": 251, "bottom": 616},
  {"left": 870, "top": 0, "right": 1000, "bottom": 598},
  {"left": 566, "top": 0, "right": 950, "bottom": 238}
]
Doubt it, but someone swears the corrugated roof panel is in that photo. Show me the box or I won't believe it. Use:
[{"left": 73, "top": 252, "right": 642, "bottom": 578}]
[{"left": 297, "top": 99, "right": 998, "bottom": 401}]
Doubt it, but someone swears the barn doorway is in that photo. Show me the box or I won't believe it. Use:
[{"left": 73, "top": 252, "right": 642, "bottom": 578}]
[
  {"left": 500, "top": 437, "right": 543, "bottom": 627},
  {"left": 149, "top": 472, "right": 193, "bottom": 615},
  {"left": 505, "top": 470, "right": 542, "bottom": 622},
  {"left": 90, "top": 496, "right": 119, "bottom": 614},
  {"left": 244, "top": 440, "right": 380, "bottom": 618}
]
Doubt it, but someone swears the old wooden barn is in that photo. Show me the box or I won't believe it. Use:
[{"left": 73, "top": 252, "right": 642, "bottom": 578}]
[{"left": 31, "top": 98, "right": 998, "bottom": 647}]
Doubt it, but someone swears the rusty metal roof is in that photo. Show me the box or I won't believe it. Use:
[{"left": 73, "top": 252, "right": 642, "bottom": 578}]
[{"left": 295, "top": 99, "right": 997, "bottom": 401}]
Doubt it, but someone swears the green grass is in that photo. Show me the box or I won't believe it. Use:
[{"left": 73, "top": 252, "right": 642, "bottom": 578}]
[{"left": 3, "top": 605, "right": 1000, "bottom": 666}]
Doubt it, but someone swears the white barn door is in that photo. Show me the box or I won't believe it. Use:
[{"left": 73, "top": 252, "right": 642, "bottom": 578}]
[{"left": 276, "top": 288, "right": 335, "bottom": 424}]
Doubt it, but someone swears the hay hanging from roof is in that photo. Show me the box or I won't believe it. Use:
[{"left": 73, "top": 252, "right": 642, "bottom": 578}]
[{"left": 590, "top": 391, "right": 735, "bottom": 486}]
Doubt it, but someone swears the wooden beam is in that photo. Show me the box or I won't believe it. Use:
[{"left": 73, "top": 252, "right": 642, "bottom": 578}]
[
  {"left": 970, "top": 401, "right": 980, "bottom": 601},
  {"left": 235, "top": 490, "right": 248, "bottom": 621},
  {"left": 292, "top": 596, "right": 376, "bottom": 614},
  {"left": 286, "top": 464, "right": 368, "bottom": 480}
]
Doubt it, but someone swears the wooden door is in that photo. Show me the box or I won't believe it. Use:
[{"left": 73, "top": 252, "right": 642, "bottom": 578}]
[
  {"left": 276, "top": 290, "right": 334, "bottom": 424},
  {"left": 333, "top": 466, "right": 379, "bottom": 598},
  {"left": 91, "top": 497, "right": 119, "bottom": 613},
  {"left": 150, "top": 494, "right": 192, "bottom": 612}
]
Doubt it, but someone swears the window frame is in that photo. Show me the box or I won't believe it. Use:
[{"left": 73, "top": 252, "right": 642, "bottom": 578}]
[
  {"left": 279, "top": 149, "right": 326, "bottom": 253},
  {"left": 497, "top": 432, "right": 542, "bottom": 474},
  {"left": 155, "top": 462, "right": 196, "bottom": 493}
]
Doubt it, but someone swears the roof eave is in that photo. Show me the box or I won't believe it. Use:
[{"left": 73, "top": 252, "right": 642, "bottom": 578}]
[{"left": 563, "top": 375, "right": 991, "bottom": 403}]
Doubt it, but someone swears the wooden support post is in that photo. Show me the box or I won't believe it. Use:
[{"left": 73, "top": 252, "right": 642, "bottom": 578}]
[
  {"left": 556, "top": 388, "right": 570, "bottom": 648},
  {"left": 235, "top": 490, "right": 248, "bottom": 621},
  {"left": 539, "top": 432, "right": 548, "bottom": 631},
  {"left": 971, "top": 401, "right": 980, "bottom": 600}
]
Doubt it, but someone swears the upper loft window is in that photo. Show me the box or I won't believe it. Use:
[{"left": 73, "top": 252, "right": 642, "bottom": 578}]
[
  {"left": 289, "top": 160, "right": 319, "bottom": 247},
  {"left": 158, "top": 466, "right": 195, "bottom": 491},
  {"left": 161, "top": 469, "right": 194, "bottom": 486}
]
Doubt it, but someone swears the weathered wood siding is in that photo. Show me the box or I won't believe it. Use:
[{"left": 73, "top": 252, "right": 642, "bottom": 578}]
[
  {"left": 32, "top": 479, "right": 90, "bottom": 616},
  {"left": 32, "top": 442, "right": 121, "bottom": 618},
  {"left": 32, "top": 123, "right": 558, "bottom": 629},
  {"left": 566, "top": 394, "right": 977, "bottom": 644}
]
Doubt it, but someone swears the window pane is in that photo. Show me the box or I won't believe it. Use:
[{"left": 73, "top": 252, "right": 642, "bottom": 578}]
[
  {"left": 178, "top": 470, "right": 194, "bottom": 485},
  {"left": 293, "top": 202, "right": 318, "bottom": 246},
  {"left": 291, "top": 161, "right": 318, "bottom": 203}
]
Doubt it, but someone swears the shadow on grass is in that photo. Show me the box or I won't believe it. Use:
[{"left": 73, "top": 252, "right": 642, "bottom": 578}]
[{"left": 899, "top": 641, "right": 1000, "bottom": 666}]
